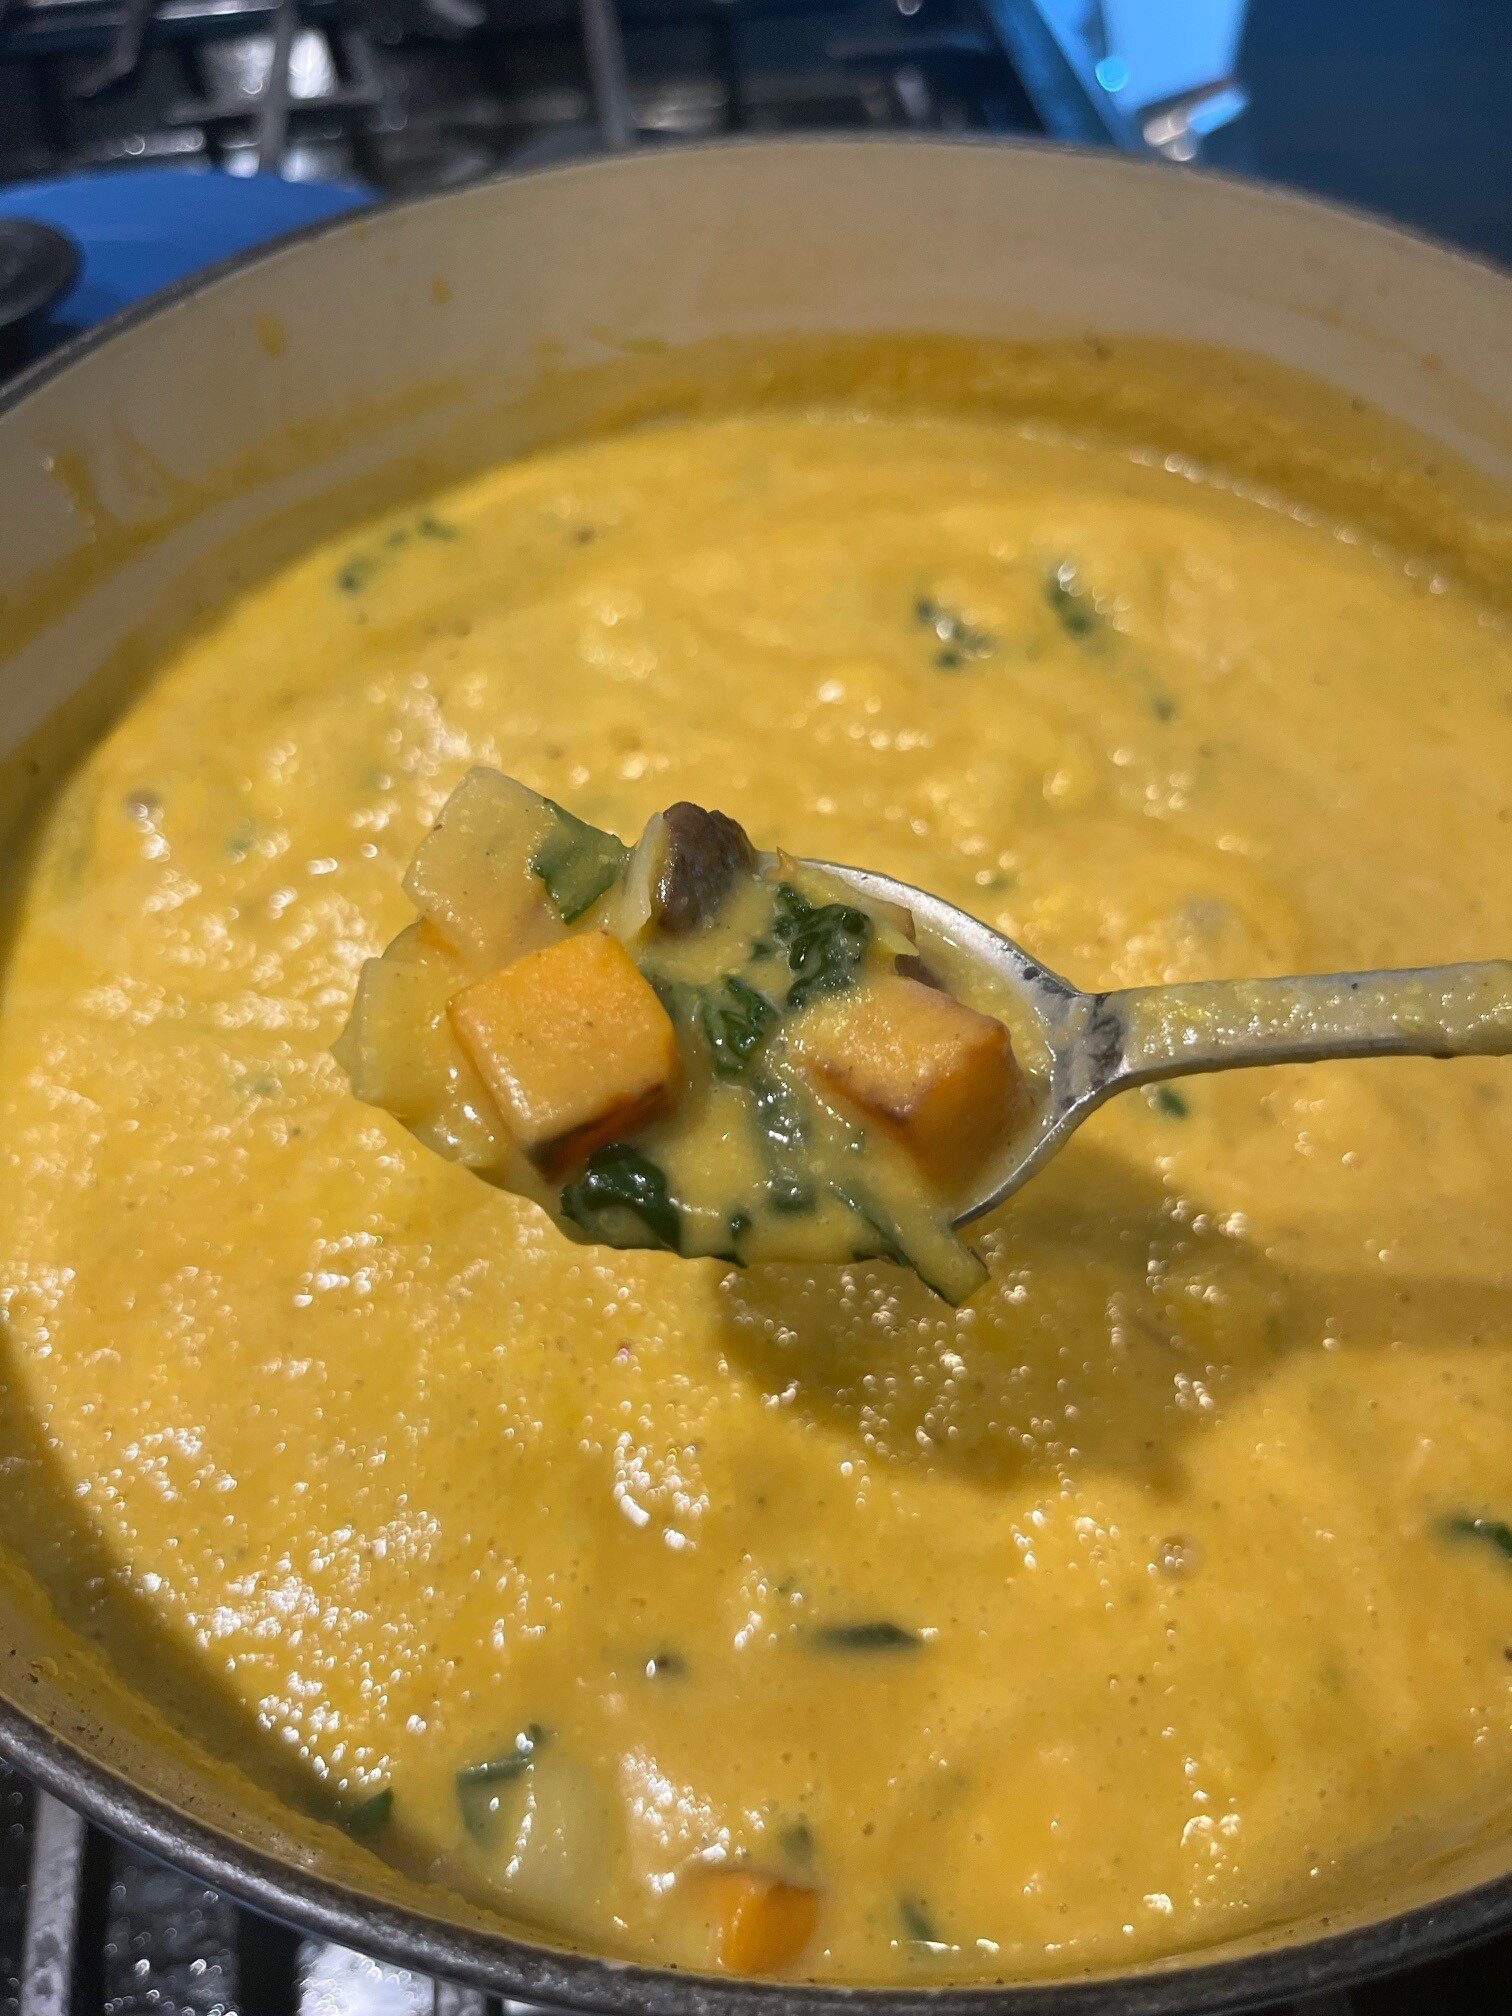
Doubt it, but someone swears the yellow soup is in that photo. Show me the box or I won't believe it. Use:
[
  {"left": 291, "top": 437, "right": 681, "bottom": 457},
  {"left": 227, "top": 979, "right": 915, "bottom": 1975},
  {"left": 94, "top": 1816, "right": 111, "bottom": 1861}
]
[{"left": 0, "top": 354, "right": 1509, "bottom": 1983}]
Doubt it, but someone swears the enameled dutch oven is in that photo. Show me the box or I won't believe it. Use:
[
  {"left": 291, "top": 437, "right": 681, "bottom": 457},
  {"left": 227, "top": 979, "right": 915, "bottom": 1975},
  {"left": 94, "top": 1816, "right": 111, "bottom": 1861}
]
[{"left": 0, "top": 139, "right": 1507, "bottom": 2016}]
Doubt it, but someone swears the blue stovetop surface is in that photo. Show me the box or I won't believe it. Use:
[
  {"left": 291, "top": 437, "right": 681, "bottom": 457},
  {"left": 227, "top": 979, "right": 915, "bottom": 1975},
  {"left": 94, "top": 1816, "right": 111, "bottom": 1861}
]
[{"left": 0, "top": 169, "right": 372, "bottom": 366}]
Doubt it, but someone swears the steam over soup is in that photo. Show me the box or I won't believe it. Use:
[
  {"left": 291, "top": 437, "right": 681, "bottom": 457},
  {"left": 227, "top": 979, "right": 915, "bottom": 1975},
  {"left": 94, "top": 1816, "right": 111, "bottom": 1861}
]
[{"left": 0, "top": 350, "right": 1508, "bottom": 1983}]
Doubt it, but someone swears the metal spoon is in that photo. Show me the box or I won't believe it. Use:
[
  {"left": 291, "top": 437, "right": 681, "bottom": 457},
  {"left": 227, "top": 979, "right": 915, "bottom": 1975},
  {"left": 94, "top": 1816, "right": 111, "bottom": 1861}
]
[{"left": 820, "top": 863, "right": 1512, "bottom": 1228}]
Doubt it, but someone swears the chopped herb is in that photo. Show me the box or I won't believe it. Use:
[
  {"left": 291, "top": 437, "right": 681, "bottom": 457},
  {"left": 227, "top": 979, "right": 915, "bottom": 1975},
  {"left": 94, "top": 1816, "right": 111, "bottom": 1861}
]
[
  {"left": 560, "top": 1143, "right": 681, "bottom": 1253},
  {"left": 1152, "top": 695, "right": 1178, "bottom": 722},
  {"left": 335, "top": 517, "right": 456, "bottom": 594},
  {"left": 223, "top": 817, "right": 258, "bottom": 861},
  {"left": 344, "top": 1787, "right": 393, "bottom": 1835},
  {"left": 728, "top": 1209, "right": 753, "bottom": 1243},
  {"left": 839, "top": 1183, "right": 988, "bottom": 1306},
  {"left": 898, "top": 1896, "right": 945, "bottom": 1949},
  {"left": 777, "top": 1818, "right": 816, "bottom": 1873},
  {"left": 915, "top": 597, "right": 993, "bottom": 666},
  {"left": 808, "top": 1619, "right": 921, "bottom": 1653},
  {"left": 1045, "top": 560, "right": 1099, "bottom": 638},
  {"left": 648, "top": 972, "right": 696, "bottom": 1023},
  {"left": 700, "top": 975, "right": 779, "bottom": 1078},
  {"left": 772, "top": 883, "right": 872, "bottom": 1010},
  {"left": 456, "top": 1724, "right": 546, "bottom": 1844},
  {"left": 1150, "top": 1084, "right": 1189, "bottom": 1118},
  {"left": 1443, "top": 1515, "right": 1512, "bottom": 1563},
  {"left": 531, "top": 803, "right": 628, "bottom": 922},
  {"left": 644, "top": 1650, "right": 686, "bottom": 1679},
  {"left": 750, "top": 1073, "right": 816, "bottom": 1215}
]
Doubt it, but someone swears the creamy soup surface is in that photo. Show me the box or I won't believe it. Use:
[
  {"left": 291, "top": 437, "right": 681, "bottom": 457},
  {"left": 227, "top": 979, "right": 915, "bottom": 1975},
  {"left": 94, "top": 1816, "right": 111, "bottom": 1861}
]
[{"left": 0, "top": 371, "right": 1509, "bottom": 1982}]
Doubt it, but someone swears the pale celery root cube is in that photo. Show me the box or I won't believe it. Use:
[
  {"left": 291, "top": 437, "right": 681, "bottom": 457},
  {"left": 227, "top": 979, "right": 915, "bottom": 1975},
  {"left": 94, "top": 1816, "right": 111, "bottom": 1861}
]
[
  {"left": 785, "top": 970, "right": 1025, "bottom": 1190},
  {"left": 403, "top": 768, "right": 563, "bottom": 968},
  {"left": 334, "top": 922, "right": 512, "bottom": 1170},
  {"left": 448, "top": 932, "right": 679, "bottom": 1179},
  {"left": 496, "top": 1752, "right": 620, "bottom": 1931}
]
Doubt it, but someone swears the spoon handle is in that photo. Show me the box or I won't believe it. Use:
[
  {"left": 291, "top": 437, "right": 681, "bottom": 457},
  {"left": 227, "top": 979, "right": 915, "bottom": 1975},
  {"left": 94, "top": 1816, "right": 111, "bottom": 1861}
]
[{"left": 1101, "top": 960, "right": 1512, "bottom": 1089}]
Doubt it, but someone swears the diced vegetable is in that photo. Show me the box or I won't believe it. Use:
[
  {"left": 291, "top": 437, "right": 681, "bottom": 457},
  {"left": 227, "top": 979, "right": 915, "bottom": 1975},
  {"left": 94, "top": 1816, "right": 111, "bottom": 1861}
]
[
  {"left": 333, "top": 922, "right": 511, "bottom": 1169},
  {"left": 449, "top": 934, "right": 679, "bottom": 1178},
  {"left": 455, "top": 1731, "right": 620, "bottom": 1930},
  {"left": 788, "top": 972, "right": 1024, "bottom": 1189},
  {"left": 560, "top": 1142, "right": 681, "bottom": 1252},
  {"left": 495, "top": 1750, "right": 619, "bottom": 1926},
  {"left": 698, "top": 1869, "right": 820, "bottom": 1975},
  {"left": 533, "top": 803, "right": 628, "bottom": 923},
  {"left": 654, "top": 802, "right": 756, "bottom": 933},
  {"left": 403, "top": 769, "right": 563, "bottom": 967},
  {"left": 343, "top": 775, "right": 1026, "bottom": 1304}
]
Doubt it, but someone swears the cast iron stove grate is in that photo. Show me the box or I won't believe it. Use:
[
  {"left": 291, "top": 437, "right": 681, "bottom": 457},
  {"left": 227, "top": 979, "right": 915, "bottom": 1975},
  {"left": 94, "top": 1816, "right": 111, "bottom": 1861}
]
[
  {"left": 0, "top": 0, "right": 1246, "bottom": 194},
  {"left": 0, "top": 0, "right": 1060, "bottom": 192}
]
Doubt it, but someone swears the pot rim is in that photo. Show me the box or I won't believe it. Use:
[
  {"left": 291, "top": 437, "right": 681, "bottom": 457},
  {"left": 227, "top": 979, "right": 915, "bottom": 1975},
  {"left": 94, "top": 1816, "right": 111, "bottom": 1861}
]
[
  {"left": 2, "top": 1693, "right": 1508, "bottom": 2013},
  {"left": 1, "top": 133, "right": 1507, "bottom": 430},
  {"left": 0, "top": 136, "right": 1507, "bottom": 2010}
]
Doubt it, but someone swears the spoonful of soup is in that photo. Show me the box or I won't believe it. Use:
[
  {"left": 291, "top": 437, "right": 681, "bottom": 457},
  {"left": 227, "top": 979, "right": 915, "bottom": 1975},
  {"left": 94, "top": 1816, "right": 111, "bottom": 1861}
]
[{"left": 336, "top": 770, "right": 1512, "bottom": 1303}]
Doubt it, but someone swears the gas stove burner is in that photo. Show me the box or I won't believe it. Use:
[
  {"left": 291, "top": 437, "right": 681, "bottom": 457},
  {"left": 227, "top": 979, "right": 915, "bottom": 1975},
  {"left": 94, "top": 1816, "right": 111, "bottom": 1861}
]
[{"left": 0, "top": 215, "right": 78, "bottom": 361}]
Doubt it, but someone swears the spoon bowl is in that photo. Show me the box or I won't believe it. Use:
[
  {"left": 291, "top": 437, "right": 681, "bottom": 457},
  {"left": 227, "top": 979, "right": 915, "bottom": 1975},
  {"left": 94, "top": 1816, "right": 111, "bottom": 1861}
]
[{"left": 818, "top": 862, "right": 1512, "bottom": 1228}]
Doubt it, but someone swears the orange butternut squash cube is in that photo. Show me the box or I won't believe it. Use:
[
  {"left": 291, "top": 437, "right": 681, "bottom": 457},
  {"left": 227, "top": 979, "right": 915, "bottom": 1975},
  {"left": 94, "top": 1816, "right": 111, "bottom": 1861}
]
[
  {"left": 448, "top": 932, "right": 678, "bottom": 1178},
  {"left": 700, "top": 1871, "right": 819, "bottom": 1975},
  {"left": 788, "top": 971, "right": 1024, "bottom": 1189}
]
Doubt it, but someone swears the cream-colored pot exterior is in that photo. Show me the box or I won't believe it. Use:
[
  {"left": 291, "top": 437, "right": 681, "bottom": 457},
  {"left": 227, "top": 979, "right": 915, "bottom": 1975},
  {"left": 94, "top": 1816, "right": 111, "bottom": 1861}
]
[{"left": 0, "top": 140, "right": 1507, "bottom": 2014}]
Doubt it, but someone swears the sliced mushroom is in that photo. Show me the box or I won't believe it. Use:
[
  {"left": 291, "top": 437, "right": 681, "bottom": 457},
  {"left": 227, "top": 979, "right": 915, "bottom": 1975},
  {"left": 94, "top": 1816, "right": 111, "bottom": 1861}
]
[
  {"left": 653, "top": 802, "right": 756, "bottom": 934},
  {"left": 893, "top": 951, "right": 944, "bottom": 991}
]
